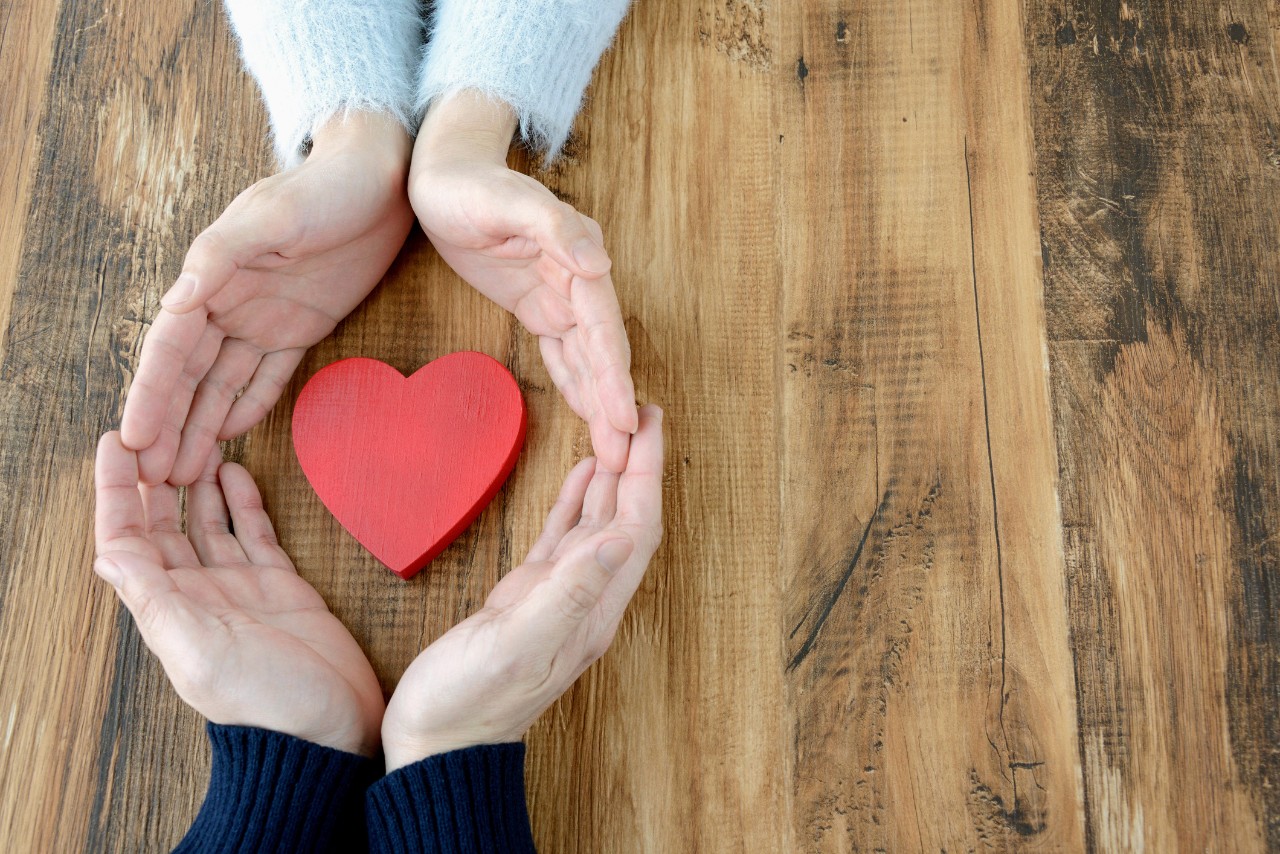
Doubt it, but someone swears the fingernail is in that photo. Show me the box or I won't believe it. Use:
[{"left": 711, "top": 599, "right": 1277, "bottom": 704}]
[
  {"left": 572, "top": 239, "right": 610, "bottom": 274},
  {"left": 93, "top": 558, "right": 123, "bottom": 587},
  {"left": 161, "top": 273, "right": 196, "bottom": 309},
  {"left": 595, "top": 538, "right": 634, "bottom": 573}
]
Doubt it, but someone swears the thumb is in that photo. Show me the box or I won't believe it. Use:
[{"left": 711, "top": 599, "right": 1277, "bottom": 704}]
[
  {"left": 497, "top": 183, "right": 611, "bottom": 279},
  {"left": 510, "top": 535, "right": 635, "bottom": 652},
  {"left": 161, "top": 192, "right": 281, "bottom": 313},
  {"left": 94, "top": 550, "right": 190, "bottom": 644}
]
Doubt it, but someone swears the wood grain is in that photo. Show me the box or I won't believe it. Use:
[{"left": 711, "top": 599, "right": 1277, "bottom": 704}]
[
  {"left": 777, "top": 0, "right": 1080, "bottom": 847},
  {"left": 1029, "top": 1, "right": 1280, "bottom": 848},
  {"left": 0, "top": 0, "right": 1275, "bottom": 850}
]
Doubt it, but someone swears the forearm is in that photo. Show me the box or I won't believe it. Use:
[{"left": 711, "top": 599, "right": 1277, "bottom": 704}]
[
  {"left": 417, "top": 0, "right": 632, "bottom": 161},
  {"left": 223, "top": 0, "right": 422, "bottom": 168}
]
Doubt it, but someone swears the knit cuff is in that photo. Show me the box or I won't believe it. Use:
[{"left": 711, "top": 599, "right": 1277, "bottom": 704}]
[
  {"left": 366, "top": 743, "right": 536, "bottom": 854},
  {"left": 174, "top": 723, "right": 378, "bottom": 854},
  {"left": 417, "top": 0, "right": 632, "bottom": 162},
  {"left": 224, "top": 0, "right": 422, "bottom": 169}
]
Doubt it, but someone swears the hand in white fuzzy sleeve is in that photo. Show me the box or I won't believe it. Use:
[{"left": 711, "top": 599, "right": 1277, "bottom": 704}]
[
  {"left": 411, "top": 91, "right": 638, "bottom": 472},
  {"left": 120, "top": 112, "right": 414, "bottom": 485}
]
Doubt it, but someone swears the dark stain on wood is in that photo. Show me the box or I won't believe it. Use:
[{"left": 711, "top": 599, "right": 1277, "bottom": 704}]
[{"left": 1030, "top": 1, "right": 1280, "bottom": 845}]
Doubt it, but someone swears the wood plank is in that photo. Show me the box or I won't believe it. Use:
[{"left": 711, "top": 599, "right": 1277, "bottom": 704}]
[
  {"left": 0, "top": 0, "right": 61, "bottom": 357},
  {"left": 1027, "top": 0, "right": 1280, "bottom": 848},
  {"left": 520, "top": 2, "right": 789, "bottom": 848},
  {"left": 961, "top": 0, "right": 1086, "bottom": 845},
  {"left": 0, "top": 0, "right": 270, "bottom": 849},
  {"left": 776, "top": 0, "right": 1082, "bottom": 847}
]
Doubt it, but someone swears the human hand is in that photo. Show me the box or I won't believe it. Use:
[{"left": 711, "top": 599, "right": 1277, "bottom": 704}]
[
  {"left": 92, "top": 432, "right": 386, "bottom": 756},
  {"left": 380, "top": 405, "right": 664, "bottom": 770},
  {"left": 410, "top": 91, "right": 637, "bottom": 472},
  {"left": 121, "top": 111, "right": 414, "bottom": 485}
]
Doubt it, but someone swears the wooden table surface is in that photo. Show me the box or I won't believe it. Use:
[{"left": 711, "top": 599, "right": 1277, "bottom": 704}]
[{"left": 1, "top": 0, "right": 1277, "bottom": 850}]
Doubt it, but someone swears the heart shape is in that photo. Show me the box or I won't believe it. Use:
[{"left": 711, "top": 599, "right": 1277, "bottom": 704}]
[{"left": 292, "top": 353, "right": 526, "bottom": 579}]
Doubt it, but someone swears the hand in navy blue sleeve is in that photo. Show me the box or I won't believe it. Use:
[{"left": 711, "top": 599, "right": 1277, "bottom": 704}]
[
  {"left": 380, "top": 405, "right": 663, "bottom": 768},
  {"left": 91, "top": 434, "right": 385, "bottom": 758}
]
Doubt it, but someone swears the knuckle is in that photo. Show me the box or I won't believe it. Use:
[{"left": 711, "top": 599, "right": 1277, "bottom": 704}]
[
  {"left": 188, "top": 228, "right": 223, "bottom": 260},
  {"left": 546, "top": 201, "right": 578, "bottom": 232},
  {"left": 252, "top": 531, "right": 280, "bottom": 551},
  {"left": 197, "top": 519, "right": 230, "bottom": 537},
  {"left": 555, "top": 576, "right": 599, "bottom": 620},
  {"left": 236, "top": 491, "right": 266, "bottom": 513}
]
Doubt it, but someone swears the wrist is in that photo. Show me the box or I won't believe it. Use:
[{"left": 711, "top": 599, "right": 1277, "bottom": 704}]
[
  {"left": 383, "top": 729, "right": 514, "bottom": 773},
  {"left": 415, "top": 90, "right": 518, "bottom": 167},
  {"left": 309, "top": 110, "right": 411, "bottom": 179},
  {"left": 383, "top": 739, "right": 461, "bottom": 773}
]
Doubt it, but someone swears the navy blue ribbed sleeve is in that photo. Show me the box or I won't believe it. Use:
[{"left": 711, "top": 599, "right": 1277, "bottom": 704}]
[
  {"left": 365, "top": 743, "right": 536, "bottom": 853},
  {"left": 174, "top": 723, "right": 378, "bottom": 854}
]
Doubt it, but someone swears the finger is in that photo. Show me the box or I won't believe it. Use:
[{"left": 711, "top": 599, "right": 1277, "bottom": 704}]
[
  {"left": 578, "top": 212, "right": 605, "bottom": 247},
  {"left": 594, "top": 406, "right": 665, "bottom": 615},
  {"left": 588, "top": 411, "right": 632, "bottom": 475},
  {"left": 562, "top": 334, "right": 630, "bottom": 473},
  {"left": 525, "top": 458, "right": 596, "bottom": 563},
  {"left": 219, "top": 462, "right": 294, "bottom": 570},
  {"left": 518, "top": 268, "right": 577, "bottom": 331},
  {"left": 534, "top": 203, "right": 610, "bottom": 278},
  {"left": 493, "top": 181, "right": 611, "bottom": 279},
  {"left": 136, "top": 324, "right": 225, "bottom": 485},
  {"left": 509, "top": 534, "right": 635, "bottom": 653},
  {"left": 94, "top": 432, "right": 163, "bottom": 564},
  {"left": 161, "top": 190, "right": 280, "bottom": 313},
  {"left": 571, "top": 273, "right": 637, "bottom": 435},
  {"left": 580, "top": 462, "right": 620, "bottom": 529},
  {"left": 121, "top": 309, "right": 210, "bottom": 450},
  {"left": 220, "top": 348, "right": 306, "bottom": 439},
  {"left": 614, "top": 405, "right": 665, "bottom": 531},
  {"left": 538, "top": 337, "right": 586, "bottom": 416},
  {"left": 169, "top": 339, "right": 263, "bottom": 485},
  {"left": 187, "top": 445, "right": 248, "bottom": 566},
  {"left": 93, "top": 550, "right": 201, "bottom": 656},
  {"left": 140, "top": 481, "right": 198, "bottom": 568}
]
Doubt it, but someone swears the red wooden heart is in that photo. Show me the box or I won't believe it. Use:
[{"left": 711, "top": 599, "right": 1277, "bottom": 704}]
[{"left": 292, "top": 353, "right": 526, "bottom": 579}]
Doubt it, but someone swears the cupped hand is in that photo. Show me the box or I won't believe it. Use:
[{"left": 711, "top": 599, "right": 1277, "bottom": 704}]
[
  {"left": 411, "top": 92, "right": 638, "bottom": 472},
  {"left": 121, "top": 111, "right": 414, "bottom": 486},
  {"left": 93, "top": 432, "right": 386, "bottom": 757},
  {"left": 380, "top": 404, "right": 664, "bottom": 770}
]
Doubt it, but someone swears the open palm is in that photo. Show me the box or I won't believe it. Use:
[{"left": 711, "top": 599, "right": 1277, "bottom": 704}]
[
  {"left": 121, "top": 117, "right": 413, "bottom": 486},
  {"left": 411, "top": 156, "right": 637, "bottom": 471},
  {"left": 93, "top": 432, "right": 385, "bottom": 756},
  {"left": 381, "top": 405, "right": 663, "bottom": 769}
]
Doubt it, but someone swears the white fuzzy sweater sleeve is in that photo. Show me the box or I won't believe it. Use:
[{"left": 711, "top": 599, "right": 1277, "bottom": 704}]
[
  {"left": 223, "top": 0, "right": 422, "bottom": 169},
  {"left": 417, "top": 0, "right": 633, "bottom": 160}
]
